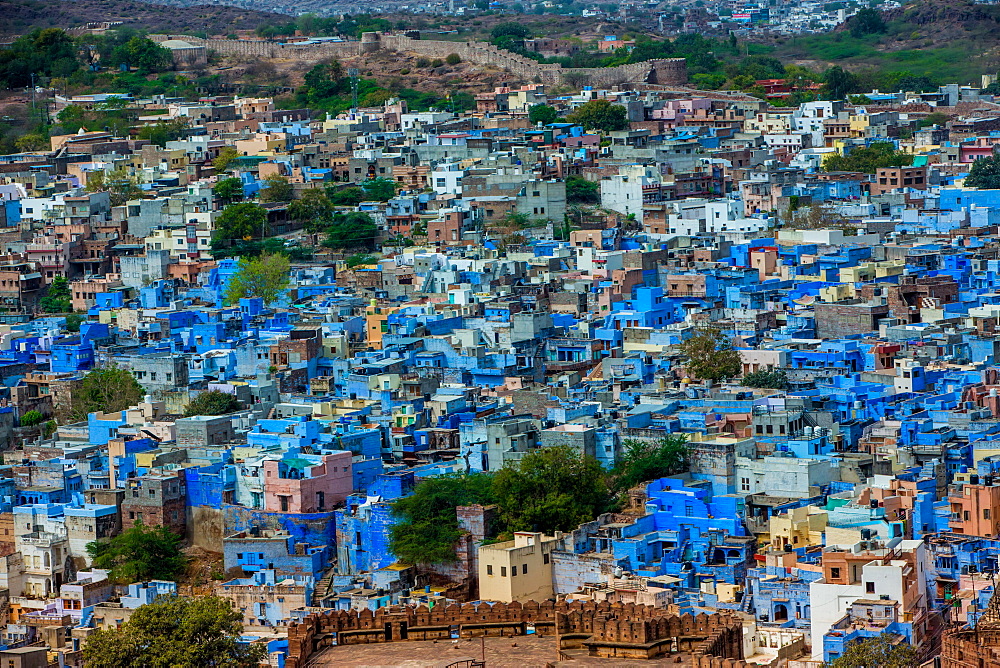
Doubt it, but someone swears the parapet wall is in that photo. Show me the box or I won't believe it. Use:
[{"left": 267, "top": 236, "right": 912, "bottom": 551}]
[
  {"left": 168, "top": 33, "right": 686, "bottom": 88},
  {"left": 285, "top": 601, "right": 742, "bottom": 667}
]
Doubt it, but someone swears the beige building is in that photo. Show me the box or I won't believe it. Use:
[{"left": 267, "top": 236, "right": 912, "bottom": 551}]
[{"left": 478, "top": 532, "right": 560, "bottom": 603}]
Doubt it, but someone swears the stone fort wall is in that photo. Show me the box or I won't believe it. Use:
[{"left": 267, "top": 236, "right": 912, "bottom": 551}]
[
  {"left": 285, "top": 600, "right": 743, "bottom": 667},
  {"left": 163, "top": 33, "right": 686, "bottom": 88}
]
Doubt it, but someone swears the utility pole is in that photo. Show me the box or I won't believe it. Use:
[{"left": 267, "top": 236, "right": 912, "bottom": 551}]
[
  {"left": 348, "top": 68, "right": 359, "bottom": 110},
  {"left": 30, "top": 73, "right": 36, "bottom": 121}
]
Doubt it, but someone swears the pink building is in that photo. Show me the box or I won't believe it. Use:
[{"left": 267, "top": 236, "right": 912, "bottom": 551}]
[{"left": 264, "top": 452, "right": 353, "bottom": 514}]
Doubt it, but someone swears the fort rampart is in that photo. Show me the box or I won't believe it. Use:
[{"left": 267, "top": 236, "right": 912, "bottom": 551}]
[
  {"left": 159, "top": 33, "right": 686, "bottom": 88},
  {"left": 284, "top": 600, "right": 743, "bottom": 667}
]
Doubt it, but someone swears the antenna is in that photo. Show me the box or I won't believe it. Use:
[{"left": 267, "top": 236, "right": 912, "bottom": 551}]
[{"left": 348, "top": 68, "right": 359, "bottom": 110}]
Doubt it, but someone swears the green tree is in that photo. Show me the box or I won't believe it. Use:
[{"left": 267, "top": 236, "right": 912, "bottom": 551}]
[
  {"left": 86, "top": 167, "right": 144, "bottom": 207},
  {"left": 213, "top": 146, "right": 240, "bottom": 173},
  {"left": 678, "top": 326, "right": 742, "bottom": 382},
  {"left": 528, "top": 103, "right": 559, "bottom": 125},
  {"left": 345, "top": 253, "right": 378, "bottom": 268},
  {"left": 213, "top": 177, "right": 244, "bottom": 205},
  {"left": 566, "top": 99, "right": 629, "bottom": 133},
  {"left": 20, "top": 410, "right": 44, "bottom": 428},
  {"left": 324, "top": 212, "right": 379, "bottom": 249},
  {"left": 566, "top": 175, "right": 599, "bottom": 203},
  {"left": 111, "top": 36, "right": 173, "bottom": 74},
  {"left": 213, "top": 202, "right": 268, "bottom": 245},
  {"left": 742, "top": 368, "right": 789, "bottom": 390},
  {"left": 827, "top": 633, "right": 916, "bottom": 668},
  {"left": 823, "top": 142, "right": 909, "bottom": 173},
  {"left": 136, "top": 119, "right": 188, "bottom": 147},
  {"left": 288, "top": 188, "right": 334, "bottom": 232},
  {"left": 185, "top": 390, "right": 242, "bottom": 417},
  {"left": 613, "top": 435, "right": 690, "bottom": 492},
  {"left": 259, "top": 175, "right": 293, "bottom": 203},
  {"left": 823, "top": 66, "right": 859, "bottom": 101},
  {"left": 390, "top": 473, "right": 496, "bottom": 565},
  {"left": 224, "top": 253, "right": 290, "bottom": 306},
  {"left": 491, "top": 22, "right": 531, "bottom": 40},
  {"left": 82, "top": 595, "right": 266, "bottom": 668},
  {"left": 14, "top": 134, "right": 48, "bottom": 152},
  {"left": 0, "top": 28, "right": 79, "bottom": 88},
  {"left": 361, "top": 177, "right": 397, "bottom": 201},
  {"left": 65, "top": 314, "right": 85, "bottom": 333},
  {"left": 39, "top": 276, "right": 72, "bottom": 313},
  {"left": 86, "top": 522, "right": 187, "bottom": 584},
  {"left": 327, "top": 186, "right": 366, "bottom": 207},
  {"left": 492, "top": 445, "right": 609, "bottom": 534},
  {"left": 69, "top": 366, "right": 145, "bottom": 421},
  {"left": 445, "top": 52, "right": 462, "bottom": 65},
  {"left": 965, "top": 154, "right": 1000, "bottom": 189},
  {"left": 848, "top": 7, "right": 886, "bottom": 38}
]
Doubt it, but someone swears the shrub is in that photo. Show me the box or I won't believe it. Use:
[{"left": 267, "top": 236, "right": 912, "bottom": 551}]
[
  {"left": 431, "top": 58, "right": 443, "bottom": 68},
  {"left": 20, "top": 410, "right": 44, "bottom": 428},
  {"left": 445, "top": 53, "right": 461, "bottom": 65},
  {"left": 400, "top": 68, "right": 410, "bottom": 74},
  {"left": 415, "top": 57, "right": 431, "bottom": 68}
]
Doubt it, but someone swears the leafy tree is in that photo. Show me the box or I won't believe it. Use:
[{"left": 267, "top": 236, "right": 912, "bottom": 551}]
[
  {"left": 327, "top": 186, "right": 366, "bottom": 207},
  {"left": 86, "top": 167, "right": 144, "bottom": 207},
  {"left": 136, "top": 119, "right": 188, "bottom": 147},
  {"left": 566, "top": 175, "right": 599, "bottom": 203},
  {"left": 111, "top": 36, "right": 173, "bottom": 74},
  {"left": 20, "top": 410, "right": 44, "bottom": 428},
  {"left": 14, "top": 134, "right": 48, "bottom": 152},
  {"left": 390, "top": 474, "right": 495, "bottom": 565},
  {"left": 213, "top": 177, "right": 244, "bottom": 205},
  {"left": 213, "top": 146, "right": 240, "bottom": 173},
  {"left": 259, "top": 175, "right": 293, "bottom": 203},
  {"left": 742, "top": 368, "right": 789, "bottom": 390},
  {"left": 86, "top": 522, "right": 187, "bottom": 583},
  {"left": 613, "top": 435, "right": 690, "bottom": 492},
  {"left": 346, "top": 253, "right": 378, "bottom": 268},
  {"left": 528, "top": 103, "right": 559, "bottom": 125},
  {"left": 827, "top": 633, "right": 916, "bottom": 668},
  {"left": 361, "top": 177, "right": 397, "bottom": 201},
  {"left": 678, "top": 326, "right": 742, "bottom": 382},
  {"left": 39, "top": 276, "right": 72, "bottom": 313},
  {"left": 82, "top": 595, "right": 266, "bottom": 668},
  {"left": 0, "top": 28, "right": 79, "bottom": 88},
  {"left": 491, "top": 22, "right": 531, "bottom": 40},
  {"left": 965, "top": 154, "right": 1000, "bottom": 190},
  {"left": 302, "top": 58, "right": 347, "bottom": 101},
  {"left": 492, "top": 445, "right": 609, "bottom": 534},
  {"left": 823, "top": 142, "right": 909, "bottom": 173},
  {"left": 919, "top": 111, "right": 950, "bottom": 128},
  {"left": 823, "top": 66, "right": 859, "bottom": 100},
  {"left": 324, "top": 212, "right": 379, "bottom": 250},
  {"left": 65, "top": 314, "right": 85, "bottom": 333},
  {"left": 288, "top": 188, "right": 334, "bottom": 232},
  {"left": 213, "top": 202, "right": 268, "bottom": 246},
  {"left": 848, "top": 7, "right": 886, "bottom": 38},
  {"left": 69, "top": 366, "right": 145, "bottom": 421},
  {"left": 566, "top": 99, "right": 628, "bottom": 133},
  {"left": 185, "top": 390, "right": 242, "bottom": 417},
  {"left": 224, "top": 253, "right": 290, "bottom": 306}
]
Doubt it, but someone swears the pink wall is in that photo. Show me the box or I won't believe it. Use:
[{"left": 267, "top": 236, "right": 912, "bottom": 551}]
[{"left": 264, "top": 451, "right": 353, "bottom": 513}]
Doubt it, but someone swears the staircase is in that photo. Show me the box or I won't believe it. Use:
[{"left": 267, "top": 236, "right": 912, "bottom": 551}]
[{"left": 312, "top": 569, "right": 335, "bottom": 607}]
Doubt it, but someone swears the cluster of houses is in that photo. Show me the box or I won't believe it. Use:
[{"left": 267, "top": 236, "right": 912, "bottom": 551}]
[{"left": 5, "top": 76, "right": 1000, "bottom": 665}]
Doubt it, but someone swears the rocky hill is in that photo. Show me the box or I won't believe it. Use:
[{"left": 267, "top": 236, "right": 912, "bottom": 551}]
[{"left": 0, "top": 0, "right": 289, "bottom": 37}]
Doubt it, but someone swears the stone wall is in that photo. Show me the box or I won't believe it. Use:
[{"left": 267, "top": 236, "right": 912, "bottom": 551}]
[
  {"left": 285, "top": 601, "right": 743, "bottom": 667},
  {"left": 164, "top": 33, "right": 686, "bottom": 88},
  {"left": 942, "top": 628, "right": 1000, "bottom": 668}
]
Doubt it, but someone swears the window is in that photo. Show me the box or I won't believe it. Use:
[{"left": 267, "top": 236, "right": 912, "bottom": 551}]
[
  {"left": 987, "top": 509, "right": 992, "bottom": 520},
  {"left": 741, "top": 477, "right": 750, "bottom": 492},
  {"left": 511, "top": 566, "right": 517, "bottom": 577},
  {"left": 543, "top": 553, "right": 549, "bottom": 564},
  {"left": 522, "top": 564, "right": 528, "bottom": 575},
  {"left": 487, "top": 565, "right": 493, "bottom": 576},
  {"left": 501, "top": 567, "right": 507, "bottom": 577},
  {"left": 830, "top": 567, "right": 841, "bottom": 579},
  {"left": 965, "top": 510, "right": 971, "bottom": 521},
  {"left": 866, "top": 582, "right": 875, "bottom": 594}
]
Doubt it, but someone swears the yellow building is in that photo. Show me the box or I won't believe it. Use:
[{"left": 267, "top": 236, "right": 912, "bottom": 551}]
[
  {"left": 364, "top": 300, "right": 399, "bottom": 350},
  {"left": 767, "top": 506, "right": 827, "bottom": 551},
  {"left": 478, "top": 532, "right": 561, "bottom": 603}
]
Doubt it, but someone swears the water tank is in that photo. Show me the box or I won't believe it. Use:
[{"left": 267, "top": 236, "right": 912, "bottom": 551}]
[
  {"left": 854, "top": 400, "right": 863, "bottom": 410},
  {"left": 803, "top": 426, "right": 813, "bottom": 438},
  {"left": 991, "top": 388, "right": 998, "bottom": 398},
  {"left": 972, "top": 475, "right": 981, "bottom": 485}
]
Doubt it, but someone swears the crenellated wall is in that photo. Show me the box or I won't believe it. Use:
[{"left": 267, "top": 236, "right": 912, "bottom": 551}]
[
  {"left": 285, "top": 601, "right": 742, "bottom": 667},
  {"left": 161, "top": 33, "right": 686, "bottom": 88}
]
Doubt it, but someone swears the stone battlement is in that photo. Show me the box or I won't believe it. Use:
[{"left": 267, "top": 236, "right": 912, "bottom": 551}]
[
  {"left": 285, "top": 600, "right": 743, "bottom": 667},
  {"left": 163, "top": 33, "right": 686, "bottom": 88}
]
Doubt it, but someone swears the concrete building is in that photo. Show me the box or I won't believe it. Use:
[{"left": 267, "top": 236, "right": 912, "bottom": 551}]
[{"left": 478, "top": 531, "right": 561, "bottom": 603}]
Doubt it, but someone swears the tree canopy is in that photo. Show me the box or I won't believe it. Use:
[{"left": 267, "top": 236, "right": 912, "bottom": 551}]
[
  {"left": 110, "top": 36, "right": 173, "bottom": 74},
  {"left": 566, "top": 175, "right": 599, "bottom": 203},
  {"left": 184, "top": 390, "right": 242, "bottom": 417},
  {"left": 965, "top": 154, "right": 1000, "bottom": 190},
  {"left": 224, "top": 253, "right": 290, "bottom": 306},
  {"left": 827, "top": 633, "right": 916, "bottom": 668},
  {"left": 213, "top": 202, "right": 269, "bottom": 246},
  {"left": 69, "top": 366, "right": 145, "bottom": 421},
  {"left": 259, "top": 175, "right": 293, "bottom": 203},
  {"left": 83, "top": 595, "right": 266, "bottom": 668},
  {"left": 0, "top": 28, "right": 79, "bottom": 88},
  {"left": 742, "top": 368, "right": 789, "bottom": 390},
  {"left": 324, "top": 212, "right": 380, "bottom": 250},
  {"left": 213, "top": 177, "right": 244, "bottom": 204},
  {"left": 39, "top": 276, "right": 72, "bottom": 313},
  {"left": 361, "top": 177, "right": 397, "bottom": 202},
  {"left": 86, "top": 522, "right": 187, "bottom": 584},
  {"left": 612, "top": 435, "right": 690, "bottom": 493},
  {"left": 493, "top": 445, "right": 609, "bottom": 534},
  {"left": 390, "top": 473, "right": 496, "bottom": 565},
  {"left": 566, "top": 99, "right": 629, "bottom": 133},
  {"left": 86, "top": 167, "right": 145, "bottom": 207},
  {"left": 822, "top": 142, "right": 910, "bottom": 174},
  {"left": 678, "top": 326, "right": 742, "bottom": 382},
  {"left": 288, "top": 188, "right": 334, "bottom": 231},
  {"left": 848, "top": 8, "right": 887, "bottom": 38},
  {"left": 528, "top": 104, "right": 559, "bottom": 126}
]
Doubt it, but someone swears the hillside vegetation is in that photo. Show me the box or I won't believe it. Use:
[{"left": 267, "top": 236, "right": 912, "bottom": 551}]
[{"left": 770, "top": 0, "right": 1000, "bottom": 85}]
